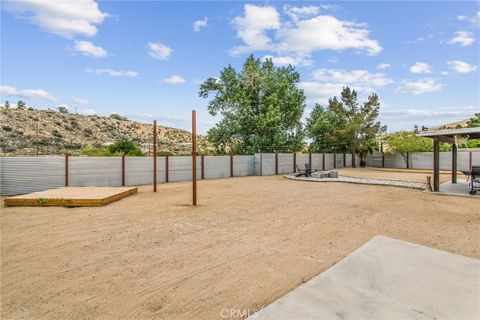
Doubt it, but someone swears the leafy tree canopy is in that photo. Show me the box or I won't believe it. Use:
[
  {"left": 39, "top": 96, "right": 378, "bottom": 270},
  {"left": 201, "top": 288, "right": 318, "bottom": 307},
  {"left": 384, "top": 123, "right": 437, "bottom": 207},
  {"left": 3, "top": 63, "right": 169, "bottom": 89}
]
[
  {"left": 305, "top": 87, "right": 386, "bottom": 159},
  {"left": 467, "top": 113, "right": 480, "bottom": 128},
  {"left": 17, "top": 100, "right": 26, "bottom": 110},
  {"left": 199, "top": 55, "right": 305, "bottom": 154},
  {"left": 110, "top": 113, "right": 128, "bottom": 121},
  {"left": 108, "top": 139, "right": 143, "bottom": 156}
]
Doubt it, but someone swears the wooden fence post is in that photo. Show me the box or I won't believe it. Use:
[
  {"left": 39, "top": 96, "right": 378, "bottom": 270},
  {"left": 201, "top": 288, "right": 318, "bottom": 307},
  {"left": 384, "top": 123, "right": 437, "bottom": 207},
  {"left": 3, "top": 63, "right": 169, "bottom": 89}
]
[
  {"left": 293, "top": 152, "right": 297, "bottom": 173},
  {"left": 201, "top": 154, "right": 205, "bottom": 180},
  {"left": 165, "top": 155, "right": 169, "bottom": 183},
  {"left": 352, "top": 152, "right": 356, "bottom": 168},
  {"left": 333, "top": 153, "right": 337, "bottom": 169},
  {"left": 309, "top": 153, "right": 312, "bottom": 168},
  {"left": 192, "top": 110, "right": 197, "bottom": 206},
  {"left": 470, "top": 151, "right": 473, "bottom": 171},
  {"left": 230, "top": 154, "right": 234, "bottom": 177},
  {"left": 322, "top": 153, "right": 325, "bottom": 171},
  {"left": 406, "top": 152, "right": 410, "bottom": 169},
  {"left": 153, "top": 120, "right": 157, "bottom": 192},
  {"left": 260, "top": 153, "right": 263, "bottom": 176},
  {"left": 343, "top": 153, "right": 346, "bottom": 167},
  {"left": 275, "top": 152, "right": 278, "bottom": 175},
  {"left": 121, "top": 154, "right": 126, "bottom": 186},
  {"left": 382, "top": 152, "right": 385, "bottom": 168},
  {"left": 65, "top": 153, "right": 69, "bottom": 187}
]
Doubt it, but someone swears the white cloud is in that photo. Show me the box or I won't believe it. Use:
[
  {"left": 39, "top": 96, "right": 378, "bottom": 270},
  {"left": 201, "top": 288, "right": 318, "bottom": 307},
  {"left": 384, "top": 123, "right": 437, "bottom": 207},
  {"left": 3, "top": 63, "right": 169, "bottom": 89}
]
[
  {"left": 71, "top": 40, "right": 107, "bottom": 57},
  {"left": 231, "top": 4, "right": 382, "bottom": 57},
  {"left": 230, "top": 4, "right": 281, "bottom": 55},
  {"left": 283, "top": 5, "right": 320, "bottom": 21},
  {"left": 0, "top": 85, "right": 57, "bottom": 101},
  {"left": 377, "top": 63, "right": 391, "bottom": 70},
  {"left": 449, "top": 31, "right": 475, "bottom": 46},
  {"left": 409, "top": 62, "right": 432, "bottom": 74},
  {"left": 299, "top": 68, "right": 393, "bottom": 105},
  {"left": 380, "top": 105, "right": 478, "bottom": 131},
  {"left": 3, "top": 0, "right": 108, "bottom": 38},
  {"left": 79, "top": 108, "right": 98, "bottom": 115},
  {"left": 262, "top": 54, "right": 313, "bottom": 66},
  {"left": 147, "top": 42, "right": 172, "bottom": 60},
  {"left": 73, "top": 98, "right": 90, "bottom": 105},
  {"left": 395, "top": 78, "right": 443, "bottom": 95},
  {"left": 447, "top": 60, "right": 478, "bottom": 73},
  {"left": 193, "top": 17, "right": 208, "bottom": 32},
  {"left": 85, "top": 68, "right": 139, "bottom": 77},
  {"left": 164, "top": 75, "right": 186, "bottom": 84},
  {"left": 312, "top": 68, "right": 394, "bottom": 87},
  {"left": 299, "top": 82, "right": 357, "bottom": 105}
]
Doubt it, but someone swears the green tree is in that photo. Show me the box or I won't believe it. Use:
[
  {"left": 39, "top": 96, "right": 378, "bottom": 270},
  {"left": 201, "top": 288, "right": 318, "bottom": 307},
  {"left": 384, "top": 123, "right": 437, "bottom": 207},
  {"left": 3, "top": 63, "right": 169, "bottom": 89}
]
[
  {"left": 305, "top": 87, "right": 386, "bottom": 165},
  {"left": 58, "top": 106, "right": 69, "bottom": 113},
  {"left": 110, "top": 113, "right": 127, "bottom": 121},
  {"left": 108, "top": 139, "right": 143, "bottom": 156},
  {"left": 199, "top": 55, "right": 305, "bottom": 154},
  {"left": 386, "top": 131, "right": 433, "bottom": 167},
  {"left": 305, "top": 104, "right": 343, "bottom": 152},
  {"left": 467, "top": 113, "right": 480, "bottom": 127},
  {"left": 17, "top": 100, "right": 26, "bottom": 110}
]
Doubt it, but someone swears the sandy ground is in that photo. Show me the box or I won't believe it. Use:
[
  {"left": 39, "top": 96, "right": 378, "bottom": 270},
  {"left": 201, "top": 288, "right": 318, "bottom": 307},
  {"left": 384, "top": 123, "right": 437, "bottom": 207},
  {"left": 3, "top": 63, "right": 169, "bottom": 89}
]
[
  {"left": 1, "top": 173, "right": 479, "bottom": 319},
  {"left": 337, "top": 167, "right": 462, "bottom": 183}
]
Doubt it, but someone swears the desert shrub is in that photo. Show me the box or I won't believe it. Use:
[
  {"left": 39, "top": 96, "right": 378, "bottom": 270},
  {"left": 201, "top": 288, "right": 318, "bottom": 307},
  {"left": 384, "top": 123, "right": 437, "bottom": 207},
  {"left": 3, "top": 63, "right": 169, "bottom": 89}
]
[{"left": 2, "top": 125, "right": 12, "bottom": 132}]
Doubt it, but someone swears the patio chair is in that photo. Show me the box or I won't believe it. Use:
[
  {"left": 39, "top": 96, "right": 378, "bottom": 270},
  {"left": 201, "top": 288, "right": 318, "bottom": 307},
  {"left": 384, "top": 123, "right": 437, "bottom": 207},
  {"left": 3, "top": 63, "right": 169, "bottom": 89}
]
[
  {"left": 295, "top": 164, "right": 307, "bottom": 177},
  {"left": 305, "top": 163, "right": 317, "bottom": 177}
]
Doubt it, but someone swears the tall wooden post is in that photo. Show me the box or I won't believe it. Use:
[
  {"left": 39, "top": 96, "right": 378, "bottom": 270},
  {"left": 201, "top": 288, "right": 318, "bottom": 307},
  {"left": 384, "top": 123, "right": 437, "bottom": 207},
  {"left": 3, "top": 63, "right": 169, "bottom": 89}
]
[
  {"left": 230, "top": 154, "right": 234, "bottom": 177},
  {"left": 382, "top": 152, "right": 385, "bottom": 168},
  {"left": 153, "top": 120, "right": 157, "bottom": 192},
  {"left": 433, "top": 137, "right": 440, "bottom": 192},
  {"left": 309, "top": 153, "right": 312, "bottom": 168},
  {"left": 121, "top": 154, "right": 126, "bottom": 186},
  {"left": 333, "top": 153, "right": 337, "bottom": 169},
  {"left": 451, "top": 144, "right": 457, "bottom": 184},
  {"left": 192, "top": 110, "right": 197, "bottom": 206},
  {"left": 165, "top": 155, "right": 169, "bottom": 183},
  {"left": 322, "top": 153, "right": 325, "bottom": 171},
  {"left": 406, "top": 152, "right": 410, "bottom": 169},
  {"left": 65, "top": 153, "right": 69, "bottom": 187},
  {"left": 352, "top": 151, "right": 356, "bottom": 168},
  {"left": 343, "top": 153, "right": 346, "bottom": 167}
]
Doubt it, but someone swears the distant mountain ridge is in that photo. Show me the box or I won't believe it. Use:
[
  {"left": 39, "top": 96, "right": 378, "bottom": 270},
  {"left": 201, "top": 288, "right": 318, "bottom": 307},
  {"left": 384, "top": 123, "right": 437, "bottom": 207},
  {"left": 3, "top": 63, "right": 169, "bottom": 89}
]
[{"left": 0, "top": 107, "right": 206, "bottom": 156}]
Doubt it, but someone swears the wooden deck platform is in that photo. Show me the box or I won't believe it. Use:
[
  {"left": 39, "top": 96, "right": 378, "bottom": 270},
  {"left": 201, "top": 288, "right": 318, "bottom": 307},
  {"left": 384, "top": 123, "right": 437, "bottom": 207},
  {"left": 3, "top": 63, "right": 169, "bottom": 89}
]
[{"left": 4, "top": 186, "right": 138, "bottom": 207}]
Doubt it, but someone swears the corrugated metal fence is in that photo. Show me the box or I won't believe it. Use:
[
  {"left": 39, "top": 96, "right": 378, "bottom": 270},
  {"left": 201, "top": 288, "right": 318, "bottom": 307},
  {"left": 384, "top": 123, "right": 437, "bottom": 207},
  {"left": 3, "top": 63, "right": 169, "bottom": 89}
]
[{"left": 1, "top": 150, "right": 479, "bottom": 195}]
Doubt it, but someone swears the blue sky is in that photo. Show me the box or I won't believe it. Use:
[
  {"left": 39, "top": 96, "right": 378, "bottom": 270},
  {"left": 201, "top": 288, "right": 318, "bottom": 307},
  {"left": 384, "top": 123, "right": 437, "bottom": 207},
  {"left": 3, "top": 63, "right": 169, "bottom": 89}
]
[{"left": 1, "top": 1, "right": 479, "bottom": 134}]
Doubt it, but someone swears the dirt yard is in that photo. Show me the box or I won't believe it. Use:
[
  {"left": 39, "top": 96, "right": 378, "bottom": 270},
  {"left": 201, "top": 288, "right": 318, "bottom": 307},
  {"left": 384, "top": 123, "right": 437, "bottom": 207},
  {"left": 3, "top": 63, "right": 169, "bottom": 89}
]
[
  {"left": 1, "top": 174, "right": 479, "bottom": 319},
  {"left": 337, "top": 167, "right": 463, "bottom": 183}
]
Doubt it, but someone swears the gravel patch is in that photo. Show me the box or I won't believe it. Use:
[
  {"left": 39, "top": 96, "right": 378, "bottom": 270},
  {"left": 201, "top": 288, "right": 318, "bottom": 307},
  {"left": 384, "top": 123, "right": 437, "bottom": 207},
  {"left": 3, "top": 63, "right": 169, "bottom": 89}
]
[{"left": 284, "top": 174, "right": 426, "bottom": 190}]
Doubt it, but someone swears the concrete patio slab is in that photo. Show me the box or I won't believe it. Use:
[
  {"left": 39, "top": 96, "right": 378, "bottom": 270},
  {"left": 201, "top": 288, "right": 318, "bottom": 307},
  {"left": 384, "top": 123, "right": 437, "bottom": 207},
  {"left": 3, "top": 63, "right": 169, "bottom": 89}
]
[
  {"left": 250, "top": 236, "right": 480, "bottom": 320},
  {"left": 440, "top": 179, "right": 479, "bottom": 197}
]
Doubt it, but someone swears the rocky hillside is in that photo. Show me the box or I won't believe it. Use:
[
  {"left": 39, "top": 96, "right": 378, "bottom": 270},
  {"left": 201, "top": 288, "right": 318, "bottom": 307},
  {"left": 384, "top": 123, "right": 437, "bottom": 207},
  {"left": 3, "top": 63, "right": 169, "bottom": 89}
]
[{"left": 0, "top": 107, "right": 208, "bottom": 156}]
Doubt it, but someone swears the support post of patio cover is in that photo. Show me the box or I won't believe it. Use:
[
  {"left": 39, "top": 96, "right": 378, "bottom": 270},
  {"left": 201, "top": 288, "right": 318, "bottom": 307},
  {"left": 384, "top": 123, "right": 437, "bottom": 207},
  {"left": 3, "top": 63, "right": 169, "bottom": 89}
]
[
  {"left": 433, "top": 137, "right": 440, "bottom": 192},
  {"left": 451, "top": 143, "right": 457, "bottom": 184}
]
